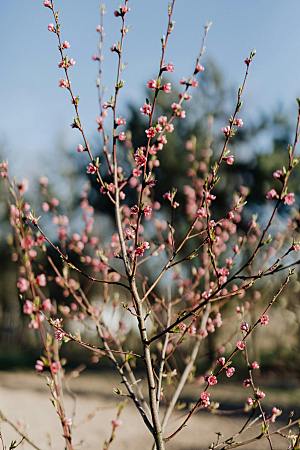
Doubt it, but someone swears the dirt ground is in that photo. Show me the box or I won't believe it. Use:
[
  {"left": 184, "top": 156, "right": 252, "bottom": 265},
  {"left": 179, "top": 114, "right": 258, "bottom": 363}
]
[{"left": 0, "top": 371, "right": 297, "bottom": 450}]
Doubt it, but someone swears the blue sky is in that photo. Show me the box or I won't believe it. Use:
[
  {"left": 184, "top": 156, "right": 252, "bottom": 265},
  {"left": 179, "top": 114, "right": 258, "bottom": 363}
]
[{"left": 1, "top": 1, "right": 300, "bottom": 178}]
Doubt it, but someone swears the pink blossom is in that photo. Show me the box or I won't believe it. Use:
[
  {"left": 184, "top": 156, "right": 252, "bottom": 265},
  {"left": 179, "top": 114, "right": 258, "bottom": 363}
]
[
  {"left": 116, "top": 117, "right": 126, "bottom": 126},
  {"left": 135, "top": 241, "right": 150, "bottom": 257},
  {"left": 240, "top": 321, "right": 249, "bottom": 332},
  {"left": 226, "top": 257, "right": 233, "bottom": 267},
  {"left": 17, "top": 277, "right": 30, "bottom": 293},
  {"left": 190, "top": 78, "right": 198, "bottom": 88},
  {"left": 114, "top": 5, "right": 129, "bottom": 16},
  {"left": 171, "top": 102, "right": 185, "bottom": 118},
  {"left": 233, "top": 244, "right": 240, "bottom": 254},
  {"left": 195, "top": 63, "right": 205, "bottom": 73},
  {"left": 251, "top": 361, "right": 260, "bottom": 370},
  {"left": 133, "top": 168, "right": 142, "bottom": 177},
  {"left": 196, "top": 207, "right": 207, "bottom": 218},
  {"left": 188, "top": 325, "right": 197, "bottom": 335},
  {"left": 283, "top": 192, "right": 295, "bottom": 206},
  {"left": 124, "top": 227, "right": 135, "bottom": 240},
  {"left": 214, "top": 312, "right": 223, "bottom": 328},
  {"left": 145, "top": 127, "right": 156, "bottom": 139},
  {"left": 243, "top": 378, "right": 251, "bottom": 388},
  {"left": 259, "top": 314, "right": 269, "bottom": 326},
  {"left": 54, "top": 329, "right": 65, "bottom": 341},
  {"left": 163, "top": 62, "right": 175, "bottom": 72},
  {"left": 158, "top": 116, "right": 168, "bottom": 126},
  {"left": 35, "top": 359, "right": 44, "bottom": 372},
  {"left": 42, "top": 298, "right": 52, "bottom": 312},
  {"left": 273, "top": 169, "right": 283, "bottom": 180},
  {"left": 217, "top": 357, "right": 225, "bottom": 366},
  {"left": 162, "top": 83, "right": 172, "bottom": 93},
  {"left": 293, "top": 243, "right": 300, "bottom": 251},
  {"left": 178, "top": 323, "right": 187, "bottom": 332},
  {"left": 23, "top": 300, "right": 34, "bottom": 315},
  {"left": 222, "top": 125, "right": 231, "bottom": 137},
  {"left": 206, "top": 319, "right": 215, "bottom": 334},
  {"left": 77, "top": 144, "right": 85, "bottom": 152},
  {"left": 118, "top": 132, "right": 126, "bottom": 141},
  {"left": 17, "top": 179, "right": 28, "bottom": 195},
  {"left": 130, "top": 205, "right": 139, "bottom": 215},
  {"left": 48, "top": 23, "right": 55, "bottom": 32},
  {"left": 143, "top": 205, "right": 152, "bottom": 219},
  {"left": 205, "top": 192, "right": 216, "bottom": 202},
  {"left": 0, "top": 161, "right": 8, "bottom": 178},
  {"left": 163, "top": 192, "right": 172, "bottom": 202},
  {"left": 51, "top": 361, "right": 61, "bottom": 374},
  {"left": 43, "top": 0, "right": 52, "bottom": 8},
  {"left": 62, "top": 40, "right": 71, "bottom": 49},
  {"left": 234, "top": 118, "right": 244, "bottom": 127},
  {"left": 266, "top": 189, "right": 279, "bottom": 200},
  {"left": 255, "top": 389, "right": 266, "bottom": 400},
  {"left": 165, "top": 123, "right": 174, "bottom": 133},
  {"left": 200, "top": 391, "right": 210, "bottom": 408},
  {"left": 64, "top": 417, "right": 72, "bottom": 427},
  {"left": 207, "top": 375, "right": 218, "bottom": 386},
  {"left": 96, "top": 116, "right": 105, "bottom": 130},
  {"left": 111, "top": 418, "right": 123, "bottom": 429},
  {"left": 181, "top": 93, "right": 192, "bottom": 102},
  {"left": 224, "top": 155, "right": 234, "bottom": 165},
  {"left": 199, "top": 328, "right": 208, "bottom": 338},
  {"left": 36, "top": 274, "right": 47, "bottom": 287},
  {"left": 121, "top": 5, "right": 130, "bottom": 14},
  {"left": 247, "top": 397, "right": 254, "bottom": 406},
  {"left": 51, "top": 197, "right": 59, "bottom": 207},
  {"left": 147, "top": 79, "right": 157, "bottom": 90},
  {"left": 92, "top": 54, "right": 100, "bottom": 61},
  {"left": 226, "top": 367, "right": 235, "bottom": 378},
  {"left": 59, "top": 79, "right": 69, "bottom": 89},
  {"left": 236, "top": 340, "right": 246, "bottom": 351},
  {"left": 59, "top": 57, "right": 75, "bottom": 70},
  {"left": 140, "top": 103, "right": 152, "bottom": 116},
  {"left": 110, "top": 43, "right": 121, "bottom": 54},
  {"left": 134, "top": 148, "right": 147, "bottom": 167},
  {"left": 86, "top": 163, "right": 97, "bottom": 174},
  {"left": 271, "top": 407, "right": 282, "bottom": 422}
]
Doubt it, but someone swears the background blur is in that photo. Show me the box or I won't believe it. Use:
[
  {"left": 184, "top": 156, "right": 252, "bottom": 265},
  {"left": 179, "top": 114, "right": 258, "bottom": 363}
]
[
  {"left": 1, "top": 0, "right": 300, "bottom": 367},
  {"left": 1, "top": 2, "right": 300, "bottom": 448}
]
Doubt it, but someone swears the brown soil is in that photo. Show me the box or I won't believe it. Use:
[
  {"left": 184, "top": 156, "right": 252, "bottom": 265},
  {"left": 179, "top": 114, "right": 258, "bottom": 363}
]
[{"left": 0, "top": 371, "right": 293, "bottom": 450}]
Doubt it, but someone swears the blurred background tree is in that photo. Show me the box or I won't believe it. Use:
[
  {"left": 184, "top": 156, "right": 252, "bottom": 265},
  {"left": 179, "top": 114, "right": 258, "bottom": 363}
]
[{"left": 1, "top": 60, "right": 300, "bottom": 376}]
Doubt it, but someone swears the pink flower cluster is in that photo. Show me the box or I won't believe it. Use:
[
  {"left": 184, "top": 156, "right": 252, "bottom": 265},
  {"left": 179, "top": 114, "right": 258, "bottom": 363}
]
[
  {"left": 86, "top": 163, "right": 97, "bottom": 174},
  {"left": 147, "top": 79, "right": 171, "bottom": 93},
  {"left": 135, "top": 241, "right": 150, "bottom": 257},
  {"left": 266, "top": 189, "right": 295, "bottom": 205},
  {"left": 171, "top": 102, "right": 186, "bottom": 119},
  {"left": 200, "top": 391, "right": 210, "bottom": 408}
]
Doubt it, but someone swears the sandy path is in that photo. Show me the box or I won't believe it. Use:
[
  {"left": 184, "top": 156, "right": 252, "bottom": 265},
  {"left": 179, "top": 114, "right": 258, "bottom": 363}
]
[{"left": 0, "top": 371, "right": 287, "bottom": 450}]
